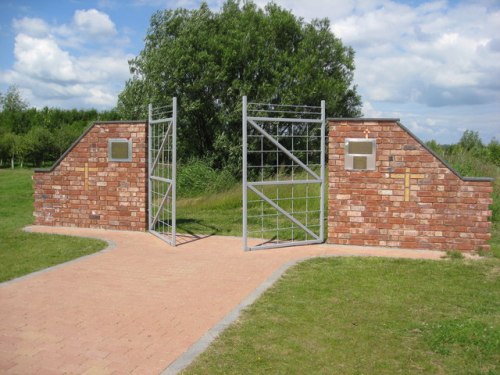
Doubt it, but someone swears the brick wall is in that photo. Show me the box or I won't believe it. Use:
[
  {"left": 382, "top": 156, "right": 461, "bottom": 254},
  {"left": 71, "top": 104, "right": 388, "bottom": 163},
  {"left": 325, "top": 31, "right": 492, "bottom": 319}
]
[
  {"left": 328, "top": 119, "right": 493, "bottom": 252},
  {"left": 33, "top": 121, "right": 147, "bottom": 231}
]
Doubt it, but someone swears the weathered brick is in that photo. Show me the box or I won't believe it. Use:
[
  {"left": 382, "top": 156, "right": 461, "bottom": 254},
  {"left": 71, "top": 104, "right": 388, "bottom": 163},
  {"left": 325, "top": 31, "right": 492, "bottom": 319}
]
[
  {"left": 33, "top": 122, "right": 147, "bottom": 231},
  {"left": 327, "top": 119, "right": 493, "bottom": 252}
]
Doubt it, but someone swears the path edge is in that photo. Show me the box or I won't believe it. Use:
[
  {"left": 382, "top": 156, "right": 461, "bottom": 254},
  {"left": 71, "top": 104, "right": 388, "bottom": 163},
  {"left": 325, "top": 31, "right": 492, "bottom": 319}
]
[
  {"left": 161, "top": 254, "right": 356, "bottom": 375},
  {"left": 0, "top": 226, "right": 116, "bottom": 287}
]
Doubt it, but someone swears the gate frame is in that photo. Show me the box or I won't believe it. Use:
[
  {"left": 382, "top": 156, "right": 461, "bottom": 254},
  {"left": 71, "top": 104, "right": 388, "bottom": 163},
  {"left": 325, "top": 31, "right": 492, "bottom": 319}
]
[
  {"left": 242, "top": 96, "right": 326, "bottom": 251},
  {"left": 148, "top": 98, "right": 177, "bottom": 246}
]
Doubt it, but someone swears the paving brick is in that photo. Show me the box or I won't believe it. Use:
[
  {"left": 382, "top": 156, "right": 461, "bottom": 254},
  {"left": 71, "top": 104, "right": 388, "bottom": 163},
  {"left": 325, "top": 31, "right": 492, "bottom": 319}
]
[{"left": 0, "top": 226, "right": 450, "bottom": 374}]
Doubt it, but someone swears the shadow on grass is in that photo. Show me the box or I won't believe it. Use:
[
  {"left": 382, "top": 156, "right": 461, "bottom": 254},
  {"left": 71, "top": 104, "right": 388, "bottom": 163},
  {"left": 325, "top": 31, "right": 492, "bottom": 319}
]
[{"left": 175, "top": 218, "right": 218, "bottom": 246}]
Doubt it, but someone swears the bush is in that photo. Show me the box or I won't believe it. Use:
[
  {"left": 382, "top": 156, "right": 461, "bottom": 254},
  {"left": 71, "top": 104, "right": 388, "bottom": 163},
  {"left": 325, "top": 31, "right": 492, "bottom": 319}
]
[
  {"left": 433, "top": 144, "right": 499, "bottom": 223},
  {"left": 177, "top": 159, "right": 238, "bottom": 197}
]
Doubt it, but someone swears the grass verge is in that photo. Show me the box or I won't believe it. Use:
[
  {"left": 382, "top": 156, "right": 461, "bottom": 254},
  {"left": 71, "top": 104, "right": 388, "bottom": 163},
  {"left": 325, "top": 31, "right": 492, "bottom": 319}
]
[
  {"left": 0, "top": 169, "right": 106, "bottom": 282},
  {"left": 184, "top": 257, "right": 500, "bottom": 375}
]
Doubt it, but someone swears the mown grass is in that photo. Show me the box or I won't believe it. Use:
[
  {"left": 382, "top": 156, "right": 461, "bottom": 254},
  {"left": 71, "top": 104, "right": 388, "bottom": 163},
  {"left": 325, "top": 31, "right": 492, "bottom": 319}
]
[
  {"left": 0, "top": 169, "right": 106, "bottom": 282},
  {"left": 184, "top": 256, "right": 500, "bottom": 374},
  {"left": 177, "top": 157, "right": 500, "bottom": 375}
]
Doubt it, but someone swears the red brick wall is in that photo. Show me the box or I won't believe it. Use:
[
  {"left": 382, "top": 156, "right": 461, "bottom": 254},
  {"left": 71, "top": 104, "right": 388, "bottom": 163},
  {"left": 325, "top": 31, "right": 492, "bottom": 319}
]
[
  {"left": 33, "top": 121, "right": 147, "bottom": 231},
  {"left": 328, "top": 119, "right": 493, "bottom": 252}
]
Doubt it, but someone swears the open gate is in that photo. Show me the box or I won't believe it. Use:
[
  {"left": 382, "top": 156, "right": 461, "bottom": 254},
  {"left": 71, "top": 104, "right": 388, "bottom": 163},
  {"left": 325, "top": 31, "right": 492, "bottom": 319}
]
[
  {"left": 148, "top": 98, "right": 177, "bottom": 246},
  {"left": 242, "top": 96, "right": 326, "bottom": 250}
]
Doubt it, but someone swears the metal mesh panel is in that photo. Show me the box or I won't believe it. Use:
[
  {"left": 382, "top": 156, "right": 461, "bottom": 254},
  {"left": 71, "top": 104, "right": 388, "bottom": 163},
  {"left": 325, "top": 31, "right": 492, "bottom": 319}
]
[
  {"left": 148, "top": 99, "right": 176, "bottom": 246},
  {"left": 242, "top": 97, "right": 326, "bottom": 250}
]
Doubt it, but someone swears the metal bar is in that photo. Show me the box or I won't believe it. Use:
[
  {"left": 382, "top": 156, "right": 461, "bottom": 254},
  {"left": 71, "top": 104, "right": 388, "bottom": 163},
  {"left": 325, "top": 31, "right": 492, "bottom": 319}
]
[
  {"left": 242, "top": 96, "right": 248, "bottom": 251},
  {"left": 249, "top": 179, "right": 321, "bottom": 186},
  {"left": 149, "top": 117, "right": 173, "bottom": 124},
  {"left": 150, "top": 175, "right": 172, "bottom": 183},
  {"left": 248, "top": 184, "right": 319, "bottom": 240},
  {"left": 248, "top": 239, "right": 323, "bottom": 251},
  {"left": 150, "top": 183, "right": 172, "bottom": 230},
  {"left": 247, "top": 109, "right": 322, "bottom": 115},
  {"left": 248, "top": 102, "right": 322, "bottom": 109},
  {"left": 171, "top": 97, "right": 177, "bottom": 247},
  {"left": 248, "top": 119, "right": 320, "bottom": 180},
  {"left": 150, "top": 121, "right": 172, "bottom": 174},
  {"left": 148, "top": 104, "right": 153, "bottom": 232},
  {"left": 320, "top": 99, "right": 326, "bottom": 242},
  {"left": 248, "top": 116, "right": 323, "bottom": 123}
]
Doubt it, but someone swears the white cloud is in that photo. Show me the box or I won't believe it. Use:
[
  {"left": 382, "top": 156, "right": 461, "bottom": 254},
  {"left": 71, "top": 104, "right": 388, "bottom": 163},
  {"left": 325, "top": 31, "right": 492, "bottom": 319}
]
[
  {"left": 1, "top": 9, "right": 130, "bottom": 109},
  {"left": 12, "top": 17, "right": 50, "bottom": 37},
  {"left": 73, "top": 9, "right": 117, "bottom": 39},
  {"left": 265, "top": 0, "right": 500, "bottom": 142}
]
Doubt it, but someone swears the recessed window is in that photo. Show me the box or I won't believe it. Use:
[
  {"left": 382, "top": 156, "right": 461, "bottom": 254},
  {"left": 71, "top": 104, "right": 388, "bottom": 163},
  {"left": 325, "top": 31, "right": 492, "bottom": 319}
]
[
  {"left": 108, "top": 139, "right": 132, "bottom": 162},
  {"left": 345, "top": 138, "right": 376, "bottom": 170}
]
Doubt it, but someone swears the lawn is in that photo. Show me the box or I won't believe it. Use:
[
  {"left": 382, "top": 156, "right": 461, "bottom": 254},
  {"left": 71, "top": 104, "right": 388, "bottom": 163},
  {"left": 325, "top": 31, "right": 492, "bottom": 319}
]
[
  {"left": 184, "top": 255, "right": 500, "bottom": 374},
  {"left": 0, "top": 169, "right": 106, "bottom": 282},
  {"left": 179, "top": 187, "right": 500, "bottom": 374}
]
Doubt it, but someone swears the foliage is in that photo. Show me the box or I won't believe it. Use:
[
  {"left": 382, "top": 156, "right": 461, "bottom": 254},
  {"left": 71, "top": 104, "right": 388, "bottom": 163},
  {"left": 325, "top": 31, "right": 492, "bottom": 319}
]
[
  {"left": 459, "top": 129, "right": 483, "bottom": 151},
  {"left": 184, "top": 257, "right": 500, "bottom": 374},
  {"left": 0, "top": 169, "right": 106, "bottom": 282},
  {"left": 0, "top": 86, "right": 123, "bottom": 168},
  {"left": 118, "top": 0, "right": 362, "bottom": 173},
  {"left": 426, "top": 133, "right": 500, "bottom": 222},
  {"left": 177, "top": 158, "right": 238, "bottom": 197},
  {"left": 0, "top": 85, "right": 28, "bottom": 112}
]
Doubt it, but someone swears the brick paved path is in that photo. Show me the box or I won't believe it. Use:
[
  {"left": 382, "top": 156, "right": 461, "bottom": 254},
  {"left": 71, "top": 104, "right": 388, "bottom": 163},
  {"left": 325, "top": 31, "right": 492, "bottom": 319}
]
[{"left": 0, "top": 226, "right": 445, "bottom": 374}]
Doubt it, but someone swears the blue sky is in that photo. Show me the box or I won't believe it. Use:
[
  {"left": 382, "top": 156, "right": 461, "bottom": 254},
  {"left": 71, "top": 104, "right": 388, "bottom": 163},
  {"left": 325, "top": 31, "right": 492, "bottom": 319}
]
[{"left": 0, "top": 0, "right": 499, "bottom": 144}]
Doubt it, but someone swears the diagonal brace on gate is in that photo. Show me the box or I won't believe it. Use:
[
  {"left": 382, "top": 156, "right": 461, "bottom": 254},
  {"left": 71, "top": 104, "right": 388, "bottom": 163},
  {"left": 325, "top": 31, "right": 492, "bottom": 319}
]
[
  {"left": 150, "top": 121, "right": 172, "bottom": 174},
  {"left": 247, "top": 184, "right": 320, "bottom": 240},
  {"left": 247, "top": 119, "right": 320, "bottom": 181},
  {"left": 150, "top": 180, "right": 172, "bottom": 230}
]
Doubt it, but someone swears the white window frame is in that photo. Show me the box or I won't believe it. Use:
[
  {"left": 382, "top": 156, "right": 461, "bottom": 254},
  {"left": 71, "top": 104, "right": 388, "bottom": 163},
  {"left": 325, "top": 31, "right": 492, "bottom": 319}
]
[
  {"left": 108, "top": 138, "right": 132, "bottom": 162},
  {"left": 344, "top": 138, "right": 376, "bottom": 171}
]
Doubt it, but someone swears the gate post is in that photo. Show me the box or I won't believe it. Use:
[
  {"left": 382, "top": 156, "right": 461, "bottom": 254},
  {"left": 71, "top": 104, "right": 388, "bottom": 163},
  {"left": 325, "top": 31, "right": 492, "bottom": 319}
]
[{"left": 242, "top": 96, "right": 248, "bottom": 251}]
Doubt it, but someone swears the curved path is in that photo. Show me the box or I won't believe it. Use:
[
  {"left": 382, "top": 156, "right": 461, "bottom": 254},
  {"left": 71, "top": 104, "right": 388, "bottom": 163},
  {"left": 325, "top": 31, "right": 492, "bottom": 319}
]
[{"left": 0, "top": 226, "right": 445, "bottom": 374}]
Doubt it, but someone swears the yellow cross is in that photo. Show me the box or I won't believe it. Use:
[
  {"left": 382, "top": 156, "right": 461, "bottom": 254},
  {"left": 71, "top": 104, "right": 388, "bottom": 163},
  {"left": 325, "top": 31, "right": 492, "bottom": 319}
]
[
  {"left": 390, "top": 168, "right": 425, "bottom": 202},
  {"left": 363, "top": 128, "right": 370, "bottom": 138},
  {"left": 75, "top": 163, "right": 99, "bottom": 190}
]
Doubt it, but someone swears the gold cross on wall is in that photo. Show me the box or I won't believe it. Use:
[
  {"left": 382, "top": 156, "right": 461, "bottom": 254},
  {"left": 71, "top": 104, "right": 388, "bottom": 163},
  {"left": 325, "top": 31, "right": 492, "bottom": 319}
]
[
  {"left": 363, "top": 128, "right": 370, "bottom": 138},
  {"left": 390, "top": 168, "right": 425, "bottom": 202},
  {"left": 75, "top": 163, "right": 99, "bottom": 190}
]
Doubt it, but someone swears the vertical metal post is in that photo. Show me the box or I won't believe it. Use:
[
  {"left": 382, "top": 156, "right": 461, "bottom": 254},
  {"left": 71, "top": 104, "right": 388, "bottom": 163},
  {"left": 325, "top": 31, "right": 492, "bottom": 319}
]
[
  {"left": 172, "top": 97, "right": 177, "bottom": 246},
  {"left": 148, "top": 103, "right": 153, "bottom": 232},
  {"left": 242, "top": 96, "right": 248, "bottom": 251},
  {"left": 319, "top": 100, "right": 326, "bottom": 242}
]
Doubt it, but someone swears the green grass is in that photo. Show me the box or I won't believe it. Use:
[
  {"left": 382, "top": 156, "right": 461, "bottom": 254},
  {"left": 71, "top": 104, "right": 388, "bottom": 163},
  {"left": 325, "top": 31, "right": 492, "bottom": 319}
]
[
  {"left": 0, "top": 169, "right": 106, "bottom": 282},
  {"left": 177, "top": 170, "right": 325, "bottom": 241},
  {"left": 184, "top": 257, "right": 500, "bottom": 375},
  {"left": 177, "top": 160, "right": 500, "bottom": 375}
]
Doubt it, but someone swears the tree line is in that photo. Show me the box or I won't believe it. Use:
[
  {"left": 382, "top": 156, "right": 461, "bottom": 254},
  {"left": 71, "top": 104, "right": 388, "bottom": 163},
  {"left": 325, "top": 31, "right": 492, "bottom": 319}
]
[
  {"left": 426, "top": 130, "right": 500, "bottom": 172},
  {"left": 3, "top": 1, "right": 496, "bottom": 175},
  {"left": 1, "top": 1, "right": 363, "bottom": 173},
  {"left": 0, "top": 86, "right": 121, "bottom": 168}
]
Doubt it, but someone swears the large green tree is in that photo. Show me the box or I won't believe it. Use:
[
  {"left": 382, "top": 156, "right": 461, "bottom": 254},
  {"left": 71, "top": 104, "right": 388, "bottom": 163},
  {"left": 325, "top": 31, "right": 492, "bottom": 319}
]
[{"left": 117, "top": 0, "right": 362, "bottom": 171}]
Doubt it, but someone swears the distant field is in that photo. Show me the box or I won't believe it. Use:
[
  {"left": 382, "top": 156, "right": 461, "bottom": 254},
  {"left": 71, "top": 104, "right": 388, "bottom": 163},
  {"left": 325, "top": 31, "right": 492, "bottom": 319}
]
[{"left": 0, "top": 169, "right": 106, "bottom": 283}]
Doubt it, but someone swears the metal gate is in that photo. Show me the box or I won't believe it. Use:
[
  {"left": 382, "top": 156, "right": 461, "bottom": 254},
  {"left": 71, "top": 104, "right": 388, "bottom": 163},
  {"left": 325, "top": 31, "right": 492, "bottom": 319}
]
[
  {"left": 148, "top": 98, "right": 177, "bottom": 246},
  {"left": 242, "top": 96, "right": 326, "bottom": 250}
]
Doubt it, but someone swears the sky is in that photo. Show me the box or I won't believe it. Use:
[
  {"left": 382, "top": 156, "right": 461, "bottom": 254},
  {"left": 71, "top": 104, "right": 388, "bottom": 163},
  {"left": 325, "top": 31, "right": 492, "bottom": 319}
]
[{"left": 0, "top": 0, "right": 499, "bottom": 144}]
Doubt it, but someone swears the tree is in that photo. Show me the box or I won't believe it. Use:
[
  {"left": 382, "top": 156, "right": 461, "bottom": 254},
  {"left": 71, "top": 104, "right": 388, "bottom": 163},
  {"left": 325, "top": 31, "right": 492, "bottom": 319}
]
[
  {"left": 487, "top": 138, "right": 500, "bottom": 167},
  {"left": 117, "top": 0, "right": 362, "bottom": 172},
  {"left": 25, "top": 127, "right": 56, "bottom": 167},
  {"left": 459, "top": 129, "right": 483, "bottom": 151},
  {"left": 1, "top": 86, "right": 28, "bottom": 113}
]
